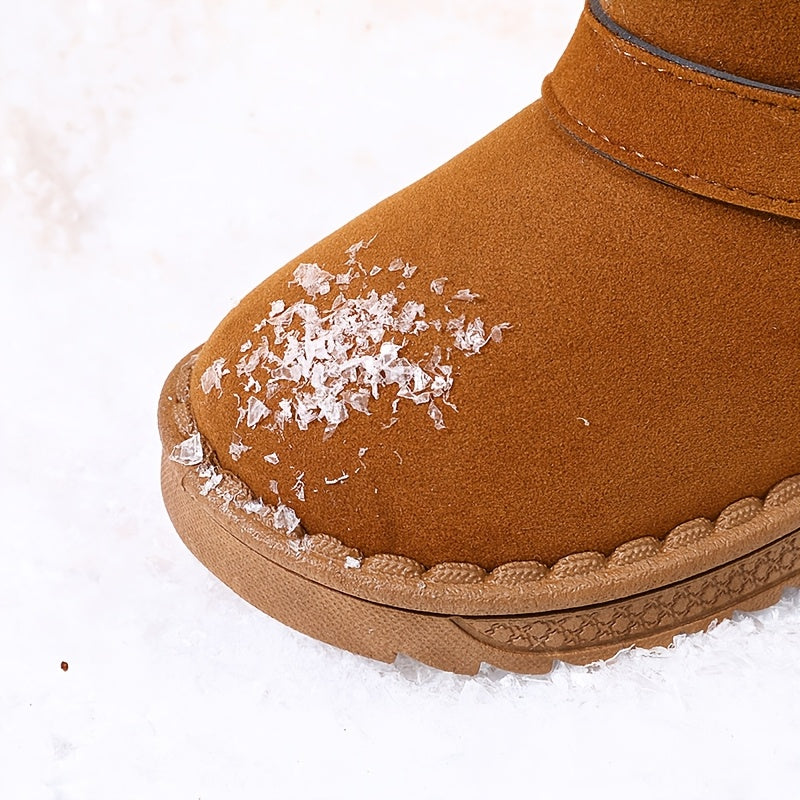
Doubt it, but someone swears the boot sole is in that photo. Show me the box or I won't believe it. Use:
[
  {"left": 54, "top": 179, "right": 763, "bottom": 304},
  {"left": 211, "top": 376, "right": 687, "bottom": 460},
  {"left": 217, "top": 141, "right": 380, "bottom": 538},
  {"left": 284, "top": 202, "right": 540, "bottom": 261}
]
[{"left": 159, "top": 350, "right": 800, "bottom": 674}]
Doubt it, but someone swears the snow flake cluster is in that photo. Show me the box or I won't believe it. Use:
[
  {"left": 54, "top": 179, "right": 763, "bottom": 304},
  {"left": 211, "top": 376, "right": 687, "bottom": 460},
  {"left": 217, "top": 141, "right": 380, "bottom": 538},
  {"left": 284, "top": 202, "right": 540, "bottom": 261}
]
[
  {"left": 173, "top": 239, "right": 512, "bottom": 545},
  {"left": 169, "top": 434, "right": 302, "bottom": 535},
  {"left": 199, "top": 239, "right": 512, "bottom": 443}
]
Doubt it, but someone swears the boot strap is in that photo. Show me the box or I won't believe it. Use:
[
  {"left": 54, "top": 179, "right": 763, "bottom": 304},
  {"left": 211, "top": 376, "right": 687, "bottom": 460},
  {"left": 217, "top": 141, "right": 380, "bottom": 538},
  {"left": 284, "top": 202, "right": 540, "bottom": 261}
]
[{"left": 542, "top": 0, "right": 800, "bottom": 220}]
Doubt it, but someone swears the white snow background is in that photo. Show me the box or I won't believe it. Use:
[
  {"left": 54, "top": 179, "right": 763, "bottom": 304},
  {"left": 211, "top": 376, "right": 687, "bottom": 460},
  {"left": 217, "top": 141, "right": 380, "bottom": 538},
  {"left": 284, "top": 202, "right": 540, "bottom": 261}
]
[{"left": 3, "top": 1, "right": 799, "bottom": 797}]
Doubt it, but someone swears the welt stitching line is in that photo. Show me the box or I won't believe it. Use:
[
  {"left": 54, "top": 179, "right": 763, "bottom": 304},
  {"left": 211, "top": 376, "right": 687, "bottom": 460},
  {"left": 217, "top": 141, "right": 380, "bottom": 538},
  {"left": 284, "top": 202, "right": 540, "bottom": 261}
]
[
  {"left": 585, "top": 14, "right": 800, "bottom": 115},
  {"left": 172, "top": 354, "right": 800, "bottom": 588}
]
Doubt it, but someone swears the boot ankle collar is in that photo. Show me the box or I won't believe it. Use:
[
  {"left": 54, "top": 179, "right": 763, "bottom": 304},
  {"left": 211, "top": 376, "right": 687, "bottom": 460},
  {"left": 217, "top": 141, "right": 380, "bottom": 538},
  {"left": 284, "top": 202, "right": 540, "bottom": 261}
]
[{"left": 542, "top": 0, "right": 800, "bottom": 220}]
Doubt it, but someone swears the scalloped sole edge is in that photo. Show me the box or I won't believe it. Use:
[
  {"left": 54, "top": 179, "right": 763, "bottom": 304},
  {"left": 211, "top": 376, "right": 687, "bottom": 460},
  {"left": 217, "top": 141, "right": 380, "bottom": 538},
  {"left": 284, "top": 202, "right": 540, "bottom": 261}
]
[{"left": 159, "top": 350, "right": 800, "bottom": 673}]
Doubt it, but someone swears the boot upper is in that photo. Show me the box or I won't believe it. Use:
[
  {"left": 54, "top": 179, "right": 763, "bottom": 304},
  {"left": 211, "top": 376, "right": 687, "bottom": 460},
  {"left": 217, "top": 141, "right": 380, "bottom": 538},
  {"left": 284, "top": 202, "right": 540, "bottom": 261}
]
[{"left": 188, "top": 3, "right": 800, "bottom": 571}]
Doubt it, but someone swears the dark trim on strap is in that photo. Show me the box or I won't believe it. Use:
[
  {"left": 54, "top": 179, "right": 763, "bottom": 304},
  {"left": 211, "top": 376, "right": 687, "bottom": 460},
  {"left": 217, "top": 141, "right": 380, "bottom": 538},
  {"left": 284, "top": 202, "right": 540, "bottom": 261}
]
[{"left": 589, "top": 0, "right": 800, "bottom": 98}]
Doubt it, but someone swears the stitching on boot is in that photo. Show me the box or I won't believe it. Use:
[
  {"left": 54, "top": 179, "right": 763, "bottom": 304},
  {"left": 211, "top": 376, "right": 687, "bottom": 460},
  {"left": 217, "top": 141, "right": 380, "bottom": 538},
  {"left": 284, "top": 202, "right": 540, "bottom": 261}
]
[
  {"left": 569, "top": 112, "right": 800, "bottom": 205},
  {"left": 584, "top": 11, "right": 800, "bottom": 115},
  {"left": 542, "top": 82, "right": 800, "bottom": 207}
]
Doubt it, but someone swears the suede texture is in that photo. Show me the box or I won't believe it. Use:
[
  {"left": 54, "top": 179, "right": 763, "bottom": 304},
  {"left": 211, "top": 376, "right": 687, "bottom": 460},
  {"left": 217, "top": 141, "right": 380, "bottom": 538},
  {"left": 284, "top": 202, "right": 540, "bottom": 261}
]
[
  {"left": 189, "top": 4, "right": 800, "bottom": 571},
  {"left": 600, "top": 0, "right": 800, "bottom": 91}
]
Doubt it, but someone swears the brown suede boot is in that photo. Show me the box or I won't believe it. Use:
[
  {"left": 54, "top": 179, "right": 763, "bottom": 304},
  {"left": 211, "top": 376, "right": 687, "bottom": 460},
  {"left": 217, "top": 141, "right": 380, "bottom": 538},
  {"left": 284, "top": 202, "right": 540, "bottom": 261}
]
[{"left": 159, "top": 0, "right": 800, "bottom": 674}]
